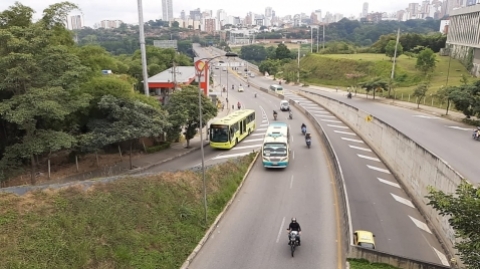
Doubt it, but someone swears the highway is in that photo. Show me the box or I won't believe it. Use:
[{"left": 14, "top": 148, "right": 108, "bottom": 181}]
[
  {"left": 183, "top": 46, "right": 341, "bottom": 268},
  {"left": 205, "top": 46, "right": 449, "bottom": 265}
]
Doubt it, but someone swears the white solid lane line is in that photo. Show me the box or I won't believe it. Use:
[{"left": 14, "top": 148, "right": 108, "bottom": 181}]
[
  {"left": 321, "top": 119, "right": 342, "bottom": 123},
  {"left": 316, "top": 115, "right": 336, "bottom": 118},
  {"left": 341, "top": 137, "right": 364, "bottom": 143},
  {"left": 242, "top": 138, "right": 265, "bottom": 143},
  {"left": 334, "top": 130, "right": 356, "bottom": 136},
  {"left": 409, "top": 216, "right": 432, "bottom": 234},
  {"left": 349, "top": 145, "right": 371, "bottom": 152},
  {"left": 366, "top": 165, "right": 391, "bottom": 174},
  {"left": 357, "top": 154, "right": 380, "bottom": 162},
  {"left": 378, "top": 178, "right": 400, "bottom": 188},
  {"left": 250, "top": 133, "right": 265, "bottom": 136},
  {"left": 314, "top": 111, "right": 330, "bottom": 114},
  {"left": 390, "top": 193, "right": 415, "bottom": 208},
  {"left": 290, "top": 175, "right": 294, "bottom": 189}
]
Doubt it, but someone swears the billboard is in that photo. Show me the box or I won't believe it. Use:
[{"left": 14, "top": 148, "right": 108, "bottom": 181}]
[{"left": 153, "top": 40, "right": 178, "bottom": 50}]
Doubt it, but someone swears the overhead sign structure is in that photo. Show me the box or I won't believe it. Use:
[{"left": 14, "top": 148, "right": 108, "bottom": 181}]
[
  {"left": 215, "top": 62, "right": 245, "bottom": 67},
  {"left": 153, "top": 40, "right": 178, "bottom": 50}
]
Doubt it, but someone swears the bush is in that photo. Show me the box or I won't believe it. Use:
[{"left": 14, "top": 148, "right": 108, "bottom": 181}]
[
  {"left": 146, "top": 142, "right": 171, "bottom": 153},
  {"left": 348, "top": 258, "right": 401, "bottom": 269},
  {"left": 462, "top": 118, "right": 480, "bottom": 126}
]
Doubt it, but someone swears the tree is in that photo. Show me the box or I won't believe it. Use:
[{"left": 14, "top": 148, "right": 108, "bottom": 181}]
[
  {"left": 240, "top": 45, "right": 267, "bottom": 62},
  {"left": 166, "top": 86, "right": 217, "bottom": 147},
  {"left": 171, "top": 21, "right": 179, "bottom": 28},
  {"left": 82, "top": 95, "right": 169, "bottom": 169},
  {"left": 434, "top": 86, "right": 455, "bottom": 115},
  {"left": 0, "top": 3, "right": 90, "bottom": 184},
  {"left": 259, "top": 59, "right": 281, "bottom": 76},
  {"left": 426, "top": 182, "right": 480, "bottom": 267},
  {"left": 358, "top": 77, "right": 388, "bottom": 100},
  {"left": 275, "top": 43, "right": 291, "bottom": 60},
  {"left": 448, "top": 81, "right": 480, "bottom": 118},
  {"left": 412, "top": 82, "right": 429, "bottom": 108},
  {"left": 384, "top": 40, "right": 403, "bottom": 61},
  {"left": 416, "top": 48, "right": 437, "bottom": 75}
]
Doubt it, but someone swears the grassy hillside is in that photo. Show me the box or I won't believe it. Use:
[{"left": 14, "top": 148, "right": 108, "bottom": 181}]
[
  {"left": 0, "top": 154, "right": 256, "bottom": 268},
  {"left": 349, "top": 258, "right": 401, "bottom": 269},
  {"left": 300, "top": 53, "right": 470, "bottom": 91}
]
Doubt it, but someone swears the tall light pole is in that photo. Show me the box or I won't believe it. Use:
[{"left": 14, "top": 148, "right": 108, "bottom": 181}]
[
  {"left": 297, "top": 41, "right": 301, "bottom": 84},
  {"left": 195, "top": 52, "right": 238, "bottom": 224},
  {"left": 322, "top": 23, "right": 325, "bottom": 49},
  {"left": 316, "top": 26, "right": 319, "bottom": 52},
  {"left": 389, "top": 28, "right": 401, "bottom": 97},
  {"left": 137, "top": 0, "right": 149, "bottom": 96},
  {"left": 310, "top": 27, "right": 313, "bottom": 53}
]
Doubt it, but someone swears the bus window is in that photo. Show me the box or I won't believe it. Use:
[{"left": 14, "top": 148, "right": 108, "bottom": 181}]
[{"left": 210, "top": 125, "right": 229, "bottom": 143}]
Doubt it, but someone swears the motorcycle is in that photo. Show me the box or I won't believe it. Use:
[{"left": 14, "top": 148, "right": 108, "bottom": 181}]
[
  {"left": 254, "top": 93, "right": 257, "bottom": 98},
  {"left": 273, "top": 113, "right": 278, "bottom": 121},
  {"left": 347, "top": 92, "right": 352, "bottom": 99},
  {"left": 289, "top": 231, "right": 300, "bottom": 257},
  {"left": 301, "top": 126, "right": 306, "bottom": 136},
  {"left": 473, "top": 129, "right": 480, "bottom": 140},
  {"left": 289, "top": 111, "right": 293, "bottom": 120},
  {"left": 306, "top": 135, "right": 311, "bottom": 148}
]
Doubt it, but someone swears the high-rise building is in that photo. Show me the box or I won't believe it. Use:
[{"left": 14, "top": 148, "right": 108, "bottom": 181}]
[
  {"left": 203, "top": 18, "right": 216, "bottom": 33},
  {"left": 70, "top": 15, "right": 82, "bottom": 30},
  {"left": 180, "top": 10, "right": 186, "bottom": 20},
  {"left": 100, "top": 20, "right": 123, "bottom": 29},
  {"left": 265, "top": 7, "right": 273, "bottom": 18},
  {"left": 314, "top": 9, "right": 322, "bottom": 22},
  {"left": 216, "top": 9, "right": 227, "bottom": 29},
  {"left": 362, "top": 2, "right": 369, "bottom": 18},
  {"left": 190, "top": 8, "right": 201, "bottom": 21},
  {"left": 162, "top": 0, "right": 173, "bottom": 21}
]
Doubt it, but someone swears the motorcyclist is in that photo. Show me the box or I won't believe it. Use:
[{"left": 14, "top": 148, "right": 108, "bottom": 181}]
[
  {"left": 273, "top": 110, "right": 278, "bottom": 119},
  {"left": 289, "top": 110, "right": 293, "bottom": 119},
  {"left": 305, "top": 133, "right": 311, "bottom": 140},
  {"left": 237, "top": 101, "right": 241, "bottom": 109},
  {"left": 301, "top": 123, "right": 307, "bottom": 133},
  {"left": 347, "top": 92, "right": 352, "bottom": 98},
  {"left": 232, "top": 85, "right": 234, "bottom": 90},
  {"left": 287, "top": 218, "right": 301, "bottom": 246}
]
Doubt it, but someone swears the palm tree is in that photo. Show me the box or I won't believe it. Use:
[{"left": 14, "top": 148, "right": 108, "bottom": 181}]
[{"left": 358, "top": 77, "right": 389, "bottom": 100}]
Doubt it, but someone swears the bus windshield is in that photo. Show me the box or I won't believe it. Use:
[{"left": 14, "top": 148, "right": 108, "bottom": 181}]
[
  {"left": 263, "top": 143, "right": 287, "bottom": 156},
  {"left": 210, "top": 124, "right": 229, "bottom": 142}
]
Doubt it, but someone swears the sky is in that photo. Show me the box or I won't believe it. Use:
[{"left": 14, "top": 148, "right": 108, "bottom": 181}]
[{"left": 1, "top": 0, "right": 421, "bottom": 27}]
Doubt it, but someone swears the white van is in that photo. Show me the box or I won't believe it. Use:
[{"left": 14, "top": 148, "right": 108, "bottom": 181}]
[{"left": 280, "top": 100, "right": 290, "bottom": 111}]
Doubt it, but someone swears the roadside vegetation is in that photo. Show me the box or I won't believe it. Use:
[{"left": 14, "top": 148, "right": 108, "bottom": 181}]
[
  {"left": 0, "top": 2, "right": 220, "bottom": 186},
  {"left": 348, "top": 259, "right": 401, "bottom": 269},
  {"left": 0, "top": 153, "right": 256, "bottom": 268}
]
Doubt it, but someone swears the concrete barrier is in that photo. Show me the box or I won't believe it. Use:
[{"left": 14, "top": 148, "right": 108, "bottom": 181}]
[
  {"left": 349, "top": 247, "right": 450, "bottom": 269},
  {"left": 298, "top": 90, "right": 460, "bottom": 266}
]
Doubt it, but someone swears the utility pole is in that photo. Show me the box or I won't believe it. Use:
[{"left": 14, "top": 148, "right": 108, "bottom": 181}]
[
  {"left": 137, "top": 0, "right": 149, "bottom": 96},
  {"left": 322, "top": 24, "right": 325, "bottom": 49},
  {"left": 172, "top": 61, "right": 177, "bottom": 91},
  {"left": 310, "top": 27, "right": 313, "bottom": 53},
  {"left": 316, "top": 26, "right": 319, "bottom": 52},
  {"left": 297, "top": 42, "right": 301, "bottom": 84},
  {"left": 389, "top": 28, "right": 401, "bottom": 97}
]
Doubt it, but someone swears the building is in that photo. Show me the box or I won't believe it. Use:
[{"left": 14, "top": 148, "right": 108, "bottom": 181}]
[
  {"left": 190, "top": 8, "right": 201, "bottom": 21},
  {"left": 216, "top": 9, "right": 227, "bottom": 29},
  {"left": 446, "top": 5, "right": 480, "bottom": 77},
  {"left": 146, "top": 66, "right": 196, "bottom": 104},
  {"left": 70, "top": 15, "right": 82, "bottom": 30},
  {"left": 203, "top": 18, "right": 217, "bottom": 33},
  {"left": 362, "top": 2, "right": 369, "bottom": 18},
  {"left": 265, "top": 7, "right": 273, "bottom": 18},
  {"left": 100, "top": 20, "right": 123, "bottom": 29},
  {"left": 180, "top": 10, "right": 186, "bottom": 20},
  {"left": 162, "top": 0, "right": 173, "bottom": 21}
]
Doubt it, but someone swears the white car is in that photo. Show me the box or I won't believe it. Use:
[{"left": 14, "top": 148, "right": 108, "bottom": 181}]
[
  {"left": 280, "top": 100, "right": 290, "bottom": 111},
  {"left": 238, "top": 87, "right": 244, "bottom": 92}
]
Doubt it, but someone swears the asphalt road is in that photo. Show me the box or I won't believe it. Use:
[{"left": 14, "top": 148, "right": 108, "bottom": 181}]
[{"left": 187, "top": 46, "right": 341, "bottom": 269}]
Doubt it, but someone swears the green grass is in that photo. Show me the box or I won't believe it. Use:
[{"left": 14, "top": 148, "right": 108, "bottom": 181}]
[
  {"left": 298, "top": 53, "right": 472, "bottom": 109},
  {"left": 0, "top": 153, "right": 256, "bottom": 269},
  {"left": 348, "top": 258, "right": 401, "bottom": 269}
]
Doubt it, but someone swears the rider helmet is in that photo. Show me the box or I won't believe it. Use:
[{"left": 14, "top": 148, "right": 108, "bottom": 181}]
[{"left": 291, "top": 218, "right": 296, "bottom": 223}]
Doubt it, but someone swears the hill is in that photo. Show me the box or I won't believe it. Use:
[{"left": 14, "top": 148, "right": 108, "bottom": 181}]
[{"left": 298, "top": 53, "right": 470, "bottom": 92}]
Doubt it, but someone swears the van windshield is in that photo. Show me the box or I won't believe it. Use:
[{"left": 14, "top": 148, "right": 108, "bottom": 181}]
[
  {"left": 358, "top": 242, "right": 374, "bottom": 249},
  {"left": 263, "top": 143, "right": 287, "bottom": 156}
]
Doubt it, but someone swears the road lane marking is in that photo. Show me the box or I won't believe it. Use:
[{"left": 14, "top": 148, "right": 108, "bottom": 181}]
[
  {"left": 366, "top": 165, "right": 391, "bottom": 174},
  {"left": 292, "top": 150, "right": 295, "bottom": 160},
  {"left": 378, "top": 178, "right": 400, "bottom": 188},
  {"left": 409, "top": 216, "right": 432, "bottom": 234},
  {"left": 349, "top": 145, "right": 371, "bottom": 152},
  {"left": 276, "top": 217, "right": 286, "bottom": 243},
  {"left": 212, "top": 152, "right": 251, "bottom": 160},
  {"left": 250, "top": 133, "right": 265, "bottom": 136},
  {"left": 446, "top": 125, "right": 471, "bottom": 131},
  {"left": 334, "top": 130, "right": 356, "bottom": 136},
  {"left": 341, "top": 137, "right": 364, "bottom": 143},
  {"left": 413, "top": 114, "right": 438, "bottom": 119},
  {"left": 290, "top": 175, "right": 294, "bottom": 189},
  {"left": 357, "top": 154, "right": 380, "bottom": 162},
  {"left": 314, "top": 111, "right": 330, "bottom": 114},
  {"left": 232, "top": 144, "right": 262, "bottom": 150},
  {"left": 256, "top": 128, "right": 267, "bottom": 131},
  {"left": 433, "top": 247, "right": 450, "bottom": 266},
  {"left": 321, "top": 119, "right": 342, "bottom": 123},
  {"left": 242, "top": 138, "right": 264, "bottom": 143},
  {"left": 391, "top": 193, "right": 415, "bottom": 208},
  {"left": 316, "top": 115, "right": 336, "bottom": 118},
  {"left": 328, "top": 124, "right": 348, "bottom": 129}
]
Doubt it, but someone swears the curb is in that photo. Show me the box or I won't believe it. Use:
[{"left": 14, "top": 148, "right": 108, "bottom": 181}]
[
  {"left": 180, "top": 151, "right": 260, "bottom": 269},
  {"left": 125, "top": 141, "right": 210, "bottom": 175}
]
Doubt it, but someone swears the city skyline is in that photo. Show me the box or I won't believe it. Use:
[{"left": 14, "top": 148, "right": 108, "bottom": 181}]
[{"left": 1, "top": 0, "right": 444, "bottom": 27}]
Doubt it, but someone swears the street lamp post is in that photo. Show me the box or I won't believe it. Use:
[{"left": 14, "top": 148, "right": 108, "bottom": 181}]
[
  {"left": 196, "top": 52, "right": 238, "bottom": 225},
  {"left": 136, "top": 0, "right": 149, "bottom": 96}
]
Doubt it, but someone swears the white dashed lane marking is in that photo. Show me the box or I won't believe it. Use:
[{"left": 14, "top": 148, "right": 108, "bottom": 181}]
[
  {"left": 357, "top": 154, "right": 380, "bottom": 162},
  {"left": 212, "top": 152, "right": 251, "bottom": 160},
  {"left": 334, "top": 130, "right": 356, "bottom": 136},
  {"left": 391, "top": 193, "right": 415, "bottom": 208},
  {"left": 321, "top": 119, "right": 342, "bottom": 123},
  {"left": 366, "top": 165, "right": 391, "bottom": 174},
  {"left": 433, "top": 247, "right": 450, "bottom": 266},
  {"left": 349, "top": 145, "right": 371, "bottom": 152},
  {"left": 378, "top": 178, "right": 400, "bottom": 188},
  {"left": 409, "top": 216, "right": 432, "bottom": 234},
  {"left": 341, "top": 137, "right": 364, "bottom": 143},
  {"left": 328, "top": 124, "right": 349, "bottom": 129}
]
